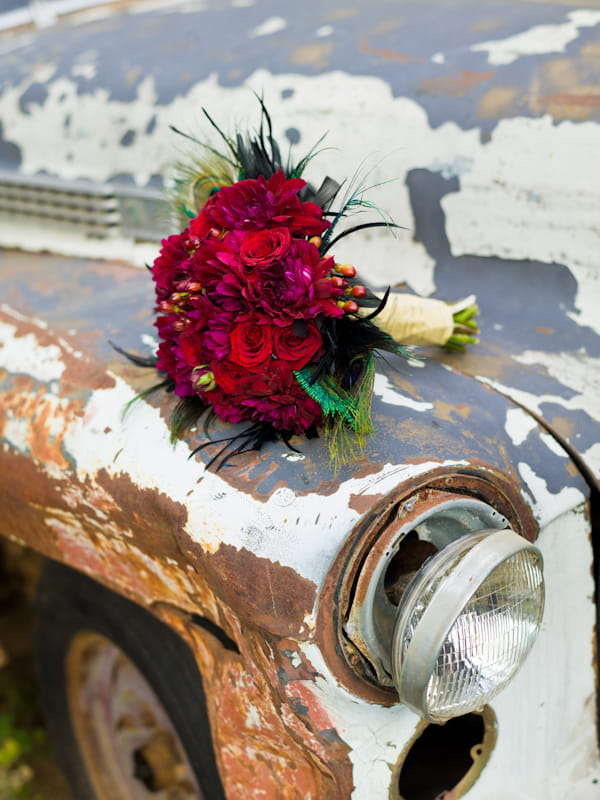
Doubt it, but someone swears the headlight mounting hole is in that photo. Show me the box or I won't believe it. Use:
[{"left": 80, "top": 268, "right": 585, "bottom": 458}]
[{"left": 394, "top": 706, "right": 497, "bottom": 800}]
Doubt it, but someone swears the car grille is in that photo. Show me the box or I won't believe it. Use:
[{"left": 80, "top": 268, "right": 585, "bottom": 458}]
[{"left": 0, "top": 170, "right": 169, "bottom": 242}]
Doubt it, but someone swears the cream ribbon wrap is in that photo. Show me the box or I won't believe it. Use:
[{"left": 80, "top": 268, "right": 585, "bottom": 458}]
[{"left": 360, "top": 293, "right": 454, "bottom": 346}]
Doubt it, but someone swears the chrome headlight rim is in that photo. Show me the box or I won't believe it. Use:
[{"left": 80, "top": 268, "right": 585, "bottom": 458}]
[
  {"left": 315, "top": 467, "right": 539, "bottom": 706},
  {"left": 391, "top": 528, "right": 544, "bottom": 722}
]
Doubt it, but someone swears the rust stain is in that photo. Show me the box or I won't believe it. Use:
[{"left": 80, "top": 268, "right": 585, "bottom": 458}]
[
  {"left": 0, "top": 448, "right": 66, "bottom": 564},
  {"left": 0, "top": 434, "right": 317, "bottom": 645},
  {"left": 468, "top": 17, "right": 504, "bottom": 34},
  {"left": 359, "top": 36, "right": 415, "bottom": 64},
  {"left": 348, "top": 491, "right": 385, "bottom": 516},
  {"left": 433, "top": 399, "right": 472, "bottom": 423},
  {"left": 537, "top": 57, "right": 579, "bottom": 89},
  {"left": 477, "top": 86, "right": 520, "bottom": 119},
  {"left": 548, "top": 415, "right": 577, "bottom": 442},
  {"left": 529, "top": 55, "right": 600, "bottom": 121},
  {"left": 419, "top": 69, "right": 496, "bottom": 98},
  {"left": 27, "top": 390, "right": 78, "bottom": 469},
  {"left": 580, "top": 39, "right": 600, "bottom": 69},
  {"left": 190, "top": 542, "right": 317, "bottom": 639},
  {"left": 442, "top": 346, "right": 508, "bottom": 381},
  {"left": 322, "top": 8, "right": 358, "bottom": 22},
  {"left": 0, "top": 446, "right": 197, "bottom": 613},
  {"left": 182, "top": 626, "right": 353, "bottom": 800},
  {"left": 542, "top": 91, "right": 600, "bottom": 107},
  {"left": 366, "top": 19, "right": 403, "bottom": 37},
  {"left": 290, "top": 42, "right": 333, "bottom": 70},
  {"left": 125, "top": 65, "right": 143, "bottom": 86},
  {"left": 95, "top": 469, "right": 189, "bottom": 558}
]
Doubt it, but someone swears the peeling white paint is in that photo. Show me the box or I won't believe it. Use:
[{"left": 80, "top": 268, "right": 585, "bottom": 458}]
[
  {"left": 518, "top": 461, "right": 584, "bottom": 527},
  {"left": 248, "top": 16, "right": 287, "bottom": 37},
  {"left": 71, "top": 60, "right": 97, "bottom": 80},
  {"left": 478, "top": 374, "right": 577, "bottom": 422},
  {"left": 373, "top": 372, "right": 433, "bottom": 411},
  {"left": 582, "top": 441, "right": 600, "bottom": 475},
  {"left": 516, "top": 348, "right": 600, "bottom": 420},
  {"left": 2, "top": 67, "right": 599, "bottom": 320},
  {"left": 471, "top": 9, "right": 600, "bottom": 65},
  {"left": 0, "top": 70, "right": 476, "bottom": 294},
  {"left": 140, "top": 333, "right": 158, "bottom": 351},
  {"left": 245, "top": 705, "right": 261, "bottom": 728},
  {"left": 316, "top": 25, "right": 333, "bottom": 38},
  {"left": 540, "top": 431, "right": 570, "bottom": 458},
  {"left": 442, "top": 114, "right": 600, "bottom": 332},
  {"left": 107, "top": 401, "right": 453, "bottom": 584},
  {"left": 480, "top": 370, "right": 599, "bottom": 479},
  {"left": 0, "top": 0, "right": 117, "bottom": 32},
  {"left": 2, "top": 410, "right": 30, "bottom": 453},
  {"left": 472, "top": 503, "right": 599, "bottom": 797},
  {"left": 504, "top": 406, "right": 537, "bottom": 446},
  {"left": 0, "top": 319, "right": 65, "bottom": 382},
  {"left": 298, "top": 640, "right": 419, "bottom": 800}
]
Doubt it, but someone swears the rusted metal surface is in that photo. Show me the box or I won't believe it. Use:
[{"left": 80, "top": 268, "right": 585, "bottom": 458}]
[
  {"left": 1, "top": 1, "right": 600, "bottom": 797},
  {"left": 1, "top": 246, "right": 597, "bottom": 797}
]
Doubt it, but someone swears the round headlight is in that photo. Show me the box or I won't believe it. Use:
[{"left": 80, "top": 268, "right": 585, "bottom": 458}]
[{"left": 391, "top": 529, "right": 544, "bottom": 722}]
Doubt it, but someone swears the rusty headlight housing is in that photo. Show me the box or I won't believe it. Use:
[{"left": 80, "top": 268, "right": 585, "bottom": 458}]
[
  {"left": 391, "top": 528, "right": 544, "bottom": 722},
  {"left": 341, "top": 486, "right": 544, "bottom": 721}
]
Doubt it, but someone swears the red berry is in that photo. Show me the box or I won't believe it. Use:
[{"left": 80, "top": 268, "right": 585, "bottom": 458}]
[
  {"left": 331, "top": 276, "right": 346, "bottom": 290},
  {"left": 343, "top": 300, "right": 359, "bottom": 314},
  {"left": 339, "top": 264, "right": 356, "bottom": 278},
  {"left": 351, "top": 285, "right": 368, "bottom": 299},
  {"left": 158, "top": 300, "right": 173, "bottom": 313}
]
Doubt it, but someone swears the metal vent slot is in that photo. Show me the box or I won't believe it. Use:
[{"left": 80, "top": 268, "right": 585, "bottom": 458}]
[{"left": 0, "top": 170, "right": 169, "bottom": 241}]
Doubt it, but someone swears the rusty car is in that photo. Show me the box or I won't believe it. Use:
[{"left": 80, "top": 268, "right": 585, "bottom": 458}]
[{"left": 0, "top": 0, "right": 599, "bottom": 798}]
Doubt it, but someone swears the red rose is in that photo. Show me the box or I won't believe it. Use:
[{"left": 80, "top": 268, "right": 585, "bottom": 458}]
[
  {"left": 239, "top": 227, "right": 291, "bottom": 267},
  {"left": 272, "top": 321, "right": 323, "bottom": 370},
  {"left": 229, "top": 317, "right": 273, "bottom": 369},
  {"left": 212, "top": 360, "right": 254, "bottom": 394}
]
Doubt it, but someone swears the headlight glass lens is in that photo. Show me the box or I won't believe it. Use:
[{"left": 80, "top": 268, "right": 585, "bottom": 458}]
[{"left": 392, "top": 530, "right": 544, "bottom": 722}]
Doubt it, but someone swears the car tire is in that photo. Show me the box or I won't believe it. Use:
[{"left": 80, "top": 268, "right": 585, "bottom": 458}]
[{"left": 34, "top": 559, "right": 226, "bottom": 800}]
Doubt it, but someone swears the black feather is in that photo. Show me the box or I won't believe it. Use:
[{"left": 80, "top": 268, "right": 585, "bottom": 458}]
[
  {"left": 322, "top": 221, "right": 406, "bottom": 254},
  {"left": 110, "top": 341, "right": 158, "bottom": 368}
]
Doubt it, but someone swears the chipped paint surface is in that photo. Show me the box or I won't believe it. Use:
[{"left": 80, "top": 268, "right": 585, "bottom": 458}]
[
  {"left": 1, "top": 69, "right": 599, "bottom": 320},
  {"left": 471, "top": 9, "right": 600, "bottom": 65},
  {"left": 441, "top": 114, "right": 600, "bottom": 332},
  {"left": 1, "top": 246, "right": 596, "bottom": 798},
  {"left": 518, "top": 462, "right": 585, "bottom": 528},
  {"left": 516, "top": 348, "right": 600, "bottom": 418},
  {"left": 1, "top": 1, "right": 600, "bottom": 797}
]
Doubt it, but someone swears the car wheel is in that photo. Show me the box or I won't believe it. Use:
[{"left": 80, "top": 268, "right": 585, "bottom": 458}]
[{"left": 34, "top": 559, "right": 226, "bottom": 800}]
